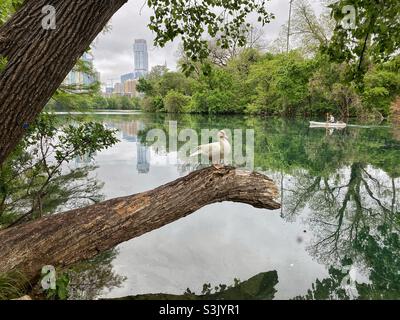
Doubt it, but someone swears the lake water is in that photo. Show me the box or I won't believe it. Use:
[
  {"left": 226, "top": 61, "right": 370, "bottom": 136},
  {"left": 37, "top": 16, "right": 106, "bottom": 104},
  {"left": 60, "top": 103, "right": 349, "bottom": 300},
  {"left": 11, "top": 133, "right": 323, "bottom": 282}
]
[{"left": 63, "top": 112, "right": 400, "bottom": 300}]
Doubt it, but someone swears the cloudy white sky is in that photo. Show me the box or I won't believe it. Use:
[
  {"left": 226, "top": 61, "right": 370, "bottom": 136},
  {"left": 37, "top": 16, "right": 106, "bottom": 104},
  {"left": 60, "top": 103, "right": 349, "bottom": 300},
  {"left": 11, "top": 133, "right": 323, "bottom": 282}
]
[{"left": 92, "top": 0, "right": 324, "bottom": 86}]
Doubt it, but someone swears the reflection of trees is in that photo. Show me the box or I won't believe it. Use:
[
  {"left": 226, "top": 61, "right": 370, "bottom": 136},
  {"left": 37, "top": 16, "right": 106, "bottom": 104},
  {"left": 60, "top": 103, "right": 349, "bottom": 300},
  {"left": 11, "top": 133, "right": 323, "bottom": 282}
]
[
  {"left": 67, "top": 249, "right": 126, "bottom": 300},
  {"left": 294, "top": 263, "right": 352, "bottom": 300},
  {"left": 354, "top": 224, "right": 400, "bottom": 299},
  {"left": 285, "top": 162, "right": 399, "bottom": 264},
  {"left": 296, "top": 224, "right": 400, "bottom": 300},
  {"left": 285, "top": 160, "right": 400, "bottom": 299},
  {"left": 111, "top": 271, "right": 278, "bottom": 300}
]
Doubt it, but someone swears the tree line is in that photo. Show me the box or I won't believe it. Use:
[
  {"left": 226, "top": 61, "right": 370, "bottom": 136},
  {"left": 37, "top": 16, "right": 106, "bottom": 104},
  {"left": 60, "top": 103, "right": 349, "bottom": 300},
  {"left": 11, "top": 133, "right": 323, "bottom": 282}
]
[
  {"left": 136, "top": 51, "right": 400, "bottom": 119},
  {"left": 135, "top": 0, "right": 400, "bottom": 120}
]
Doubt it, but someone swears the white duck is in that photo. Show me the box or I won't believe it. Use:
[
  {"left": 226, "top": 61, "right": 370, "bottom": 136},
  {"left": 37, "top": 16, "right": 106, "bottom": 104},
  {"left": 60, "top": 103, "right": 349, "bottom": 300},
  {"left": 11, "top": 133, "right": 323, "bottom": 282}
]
[{"left": 190, "top": 130, "right": 231, "bottom": 163}]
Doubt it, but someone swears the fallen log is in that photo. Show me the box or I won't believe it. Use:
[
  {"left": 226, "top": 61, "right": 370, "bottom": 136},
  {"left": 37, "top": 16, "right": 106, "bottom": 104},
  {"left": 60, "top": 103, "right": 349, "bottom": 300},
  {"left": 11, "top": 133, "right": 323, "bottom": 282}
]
[{"left": 0, "top": 166, "right": 280, "bottom": 282}]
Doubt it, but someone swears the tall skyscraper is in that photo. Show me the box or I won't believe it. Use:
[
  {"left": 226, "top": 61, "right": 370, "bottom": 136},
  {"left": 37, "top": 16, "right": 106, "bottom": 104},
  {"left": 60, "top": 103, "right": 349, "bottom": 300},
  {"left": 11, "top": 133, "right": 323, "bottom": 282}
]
[{"left": 133, "top": 39, "right": 148, "bottom": 78}]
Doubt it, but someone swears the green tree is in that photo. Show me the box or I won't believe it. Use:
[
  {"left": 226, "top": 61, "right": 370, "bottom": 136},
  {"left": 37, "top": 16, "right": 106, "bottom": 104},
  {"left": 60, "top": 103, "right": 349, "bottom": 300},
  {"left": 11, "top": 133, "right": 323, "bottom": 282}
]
[
  {"left": 158, "top": 72, "right": 194, "bottom": 96},
  {"left": 0, "top": 113, "right": 118, "bottom": 227},
  {"left": 308, "top": 54, "right": 361, "bottom": 118},
  {"left": 141, "top": 96, "right": 164, "bottom": 113},
  {"left": 137, "top": 78, "right": 154, "bottom": 96},
  {"left": 362, "top": 57, "right": 400, "bottom": 116},
  {"left": 0, "top": 0, "right": 23, "bottom": 25},
  {"left": 164, "top": 90, "right": 191, "bottom": 113},
  {"left": 189, "top": 66, "right": 242, "bottom": 114},
  {"left": 246, "top": 51, "right": 314, "bottom": 115},
  {"left": 326, "top": 0, "right": 400, "bottom": 79}
]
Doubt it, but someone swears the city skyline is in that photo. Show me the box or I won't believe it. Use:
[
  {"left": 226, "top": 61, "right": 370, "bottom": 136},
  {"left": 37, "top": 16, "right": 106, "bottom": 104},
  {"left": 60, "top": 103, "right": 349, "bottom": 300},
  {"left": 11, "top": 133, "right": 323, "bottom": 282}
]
[
  {"left": 104, "top": 38, "right": 150, "bottom": 97},
  {"left": 91, "top": 0, "right": 324, "bottom": 83}
]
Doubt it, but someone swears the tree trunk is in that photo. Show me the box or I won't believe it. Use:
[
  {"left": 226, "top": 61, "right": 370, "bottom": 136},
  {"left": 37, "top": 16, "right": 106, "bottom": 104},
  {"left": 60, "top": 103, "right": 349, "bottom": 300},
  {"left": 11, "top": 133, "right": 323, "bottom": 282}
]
[
  {"left": 0, "top": 0, "right": 128, "bottom": 165},
  {"left": 0, "top": 166, "right": 280, "bottom": 282}
]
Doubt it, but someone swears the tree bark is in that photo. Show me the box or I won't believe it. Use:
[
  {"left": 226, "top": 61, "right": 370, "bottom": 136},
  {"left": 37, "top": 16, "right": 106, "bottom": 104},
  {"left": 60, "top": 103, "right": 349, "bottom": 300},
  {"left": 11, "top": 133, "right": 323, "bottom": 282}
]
[
  {"left": 0, "top": 0, "right": 128, "bottom": 165},
  {"left": 0, "top": 166, "right": 280, "bottom": 281}
]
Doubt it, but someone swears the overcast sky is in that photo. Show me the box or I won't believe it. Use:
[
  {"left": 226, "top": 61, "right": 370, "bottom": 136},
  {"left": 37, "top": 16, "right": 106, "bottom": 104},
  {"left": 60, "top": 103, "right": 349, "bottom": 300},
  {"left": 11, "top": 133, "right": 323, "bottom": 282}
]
[{"left": 92, "top": 0, "right": 324, "bottom": 86}]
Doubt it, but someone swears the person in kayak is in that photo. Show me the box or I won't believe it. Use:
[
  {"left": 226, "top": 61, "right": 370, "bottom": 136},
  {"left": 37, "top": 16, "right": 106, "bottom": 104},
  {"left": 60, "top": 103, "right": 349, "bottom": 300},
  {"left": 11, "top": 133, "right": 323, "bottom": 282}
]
[{"left": 329, "top": 113, "right": 335, "bottom": 123}]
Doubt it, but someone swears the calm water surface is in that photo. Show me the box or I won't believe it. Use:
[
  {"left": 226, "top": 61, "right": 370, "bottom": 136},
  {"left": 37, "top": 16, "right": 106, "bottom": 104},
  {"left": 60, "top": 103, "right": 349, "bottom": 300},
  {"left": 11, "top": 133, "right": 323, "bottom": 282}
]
[{"left": 63, "top": 112, "right": 400, "bottom": 300}]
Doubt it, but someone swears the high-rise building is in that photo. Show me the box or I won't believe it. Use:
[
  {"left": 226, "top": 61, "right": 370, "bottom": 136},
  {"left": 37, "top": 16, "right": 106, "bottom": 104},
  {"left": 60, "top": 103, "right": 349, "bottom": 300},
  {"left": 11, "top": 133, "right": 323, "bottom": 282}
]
[
  {"left": 121, "top": 72, "right": 135, "bottom": 84},
  {"left": 113, "top": 82, "right": 124, "bottom": 95},
  {"left": 133, "top": 39, "right": 148, "bottom": 78},
  {"left": 123, "top": 79, "right": 138, "bottom": 98}
]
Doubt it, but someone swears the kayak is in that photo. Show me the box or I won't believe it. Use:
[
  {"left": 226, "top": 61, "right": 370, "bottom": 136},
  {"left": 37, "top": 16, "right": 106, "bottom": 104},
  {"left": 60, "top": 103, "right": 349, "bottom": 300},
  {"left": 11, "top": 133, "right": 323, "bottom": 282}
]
[{"left": 309, "top": 121, "right": 347, "bottom": 128}]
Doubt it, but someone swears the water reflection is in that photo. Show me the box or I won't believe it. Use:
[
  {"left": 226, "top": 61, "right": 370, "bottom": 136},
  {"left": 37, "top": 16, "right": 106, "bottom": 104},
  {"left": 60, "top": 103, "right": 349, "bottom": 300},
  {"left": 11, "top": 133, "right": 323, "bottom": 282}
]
[
  {"left": 67, "top": 249, "right": 126, "bottom": 300},
  {"left": 137, "top": 143, "right": 150, "bottom": 174},
  {"left": 112, "top": 271, "right": 278, "bottom": 300},
  {"left": 285, "top": 164, "right": 399, "bottom": 262},
  {"left": 64, "top": 113, "right": 399, "bottom": 300}
]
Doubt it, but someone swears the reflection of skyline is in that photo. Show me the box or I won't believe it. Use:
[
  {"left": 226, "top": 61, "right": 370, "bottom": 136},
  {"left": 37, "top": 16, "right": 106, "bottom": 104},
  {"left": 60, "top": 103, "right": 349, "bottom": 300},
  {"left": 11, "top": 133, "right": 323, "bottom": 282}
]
[
  {"left": 104, "top": 120, "right": 144, "bottom": 141},
  {"left": 123, "top": 132, "right": 137, "bottom": 142},
  {"left": 103, "top": 120, "right": 151, "bottom": 174},
  {"left": 137, "top": 142, "right": 150, "bottom": 174}
]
